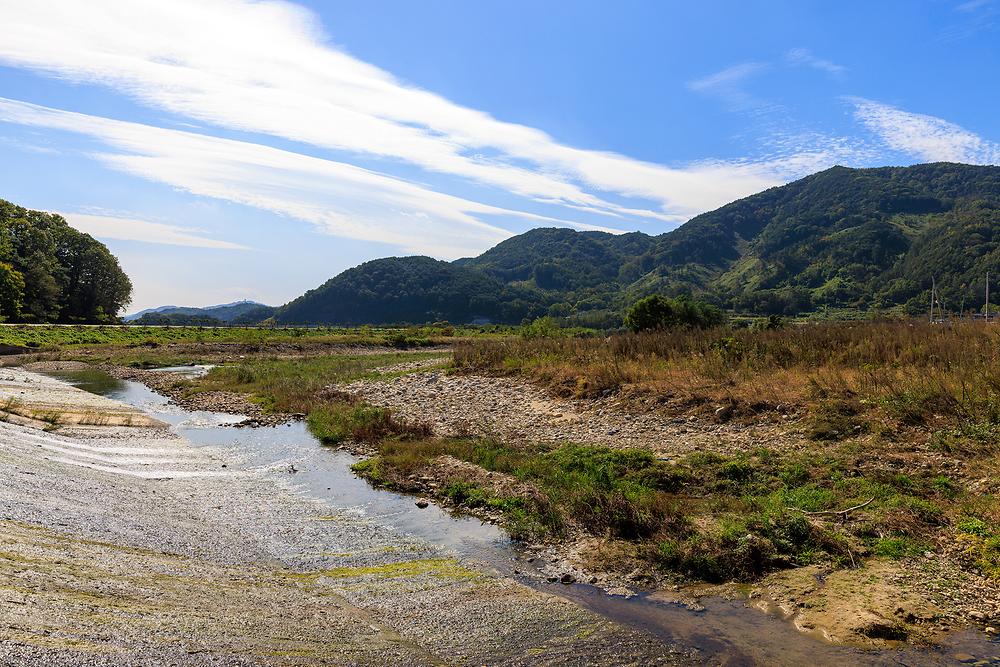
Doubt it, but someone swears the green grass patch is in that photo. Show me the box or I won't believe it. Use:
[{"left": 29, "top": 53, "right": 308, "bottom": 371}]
[
  {"left": 0, "top": 324, "right": 506, "bottom": 350},
  {"left": 955, "top": 515, "right": 1000, "bottom": 578},
  {"left": 351, "top": 433, "right": 981, "bottom": 582},
  {"left": 871, "top": 536, "right": 924, "bottom": 559},
  {"left": 191, "top": 351, "right": 447, "bottom": 413},
  {"left": 306, "top": 402, "right": 430, "bottom": 445}
]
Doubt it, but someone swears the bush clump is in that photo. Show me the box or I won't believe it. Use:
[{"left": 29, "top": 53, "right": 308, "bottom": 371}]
[{"left": 623, "top": 295, "right": 725, "bottom": 333}]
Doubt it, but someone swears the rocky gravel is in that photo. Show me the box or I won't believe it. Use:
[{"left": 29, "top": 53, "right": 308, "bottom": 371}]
[
  {"left": 341, "top": 367, "right": 1000, "bottom": 649},
  {"left": 342, "top": 370, "right": 800, "bottom": 458},
  {"left": 102, "top": 364, "right": 294, "bottom": 426},
  {"left": 0, "top": 368, "right": 691, "bottom": 666}
]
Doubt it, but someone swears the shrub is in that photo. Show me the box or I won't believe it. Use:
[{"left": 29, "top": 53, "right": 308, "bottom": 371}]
[
  {"left": 623, "top": 295, "right": 724, "bottom": 332},
  {"left": 520, "top": 316, "right": 564, "bottom": 339},
  {"left": 307, "top": 402, "right": 429, "bottom": 445}
]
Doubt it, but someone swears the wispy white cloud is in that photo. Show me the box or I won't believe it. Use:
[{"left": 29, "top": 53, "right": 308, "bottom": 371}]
[
  {"left": 0, "top": 98, "right": 550, "bottom": 257},
  {"left": 849, "top": 97, "right": 1000, "bottom": 164},
  {"left": 785, "top": 48, "right": 846, "bottom": 77},
  {"left": 956, "top": 0, "right": 992, "bottom": 13},
  {"left": 63, "top": 213, "right": 250, "bottom": 250},
  {"left": 0, "top": 0, "right": 662, "bottom": 221},
  {"left": 0, "top": 135, "right": 59, "bottom": 154},
  {"left": 0, "top": 0, "right": 919, "bottom": 261},
  {"left": 687, "top": 62, "right": 771, "bottom": 111},
  {"left": 0, "top": 0, "right": 847, "bottom": 226},
  {"left": 939, "top": 0, "right": 998, "bottom": 41}
]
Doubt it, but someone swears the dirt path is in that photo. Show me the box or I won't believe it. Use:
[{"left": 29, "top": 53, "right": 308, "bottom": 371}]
[{"left": 0, "top": 368, "right": 688, "bottom": 666}]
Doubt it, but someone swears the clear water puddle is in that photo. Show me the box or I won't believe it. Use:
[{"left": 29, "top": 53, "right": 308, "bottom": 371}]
[{"left": 47, "top": 368, "right": 1000, "bottom": 666}]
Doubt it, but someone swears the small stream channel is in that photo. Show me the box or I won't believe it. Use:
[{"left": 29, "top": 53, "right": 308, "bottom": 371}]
[{"left": 48, "top": 367, "right": 1000, "bottom": 666}]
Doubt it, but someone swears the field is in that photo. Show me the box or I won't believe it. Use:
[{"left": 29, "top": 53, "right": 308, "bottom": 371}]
[
  {"left": 0, "top": 323, "right": 505, "bottom": 351},
  {"left": 455, "top": 320, "right": 1000, "bottom": 429},
  {"left": 0, "top": 323, "right": 506, "bottom": 369}
]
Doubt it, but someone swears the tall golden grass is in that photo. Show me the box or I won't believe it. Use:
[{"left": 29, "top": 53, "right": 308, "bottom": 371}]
[{"left": 454, "top": 321, "right": 1000, "bottom": 426}]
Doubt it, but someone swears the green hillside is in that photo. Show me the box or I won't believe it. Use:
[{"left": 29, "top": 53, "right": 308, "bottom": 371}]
[
  {"left": 642, "top": 162, "right": 1000, "bottom": 314},
  {"left": 275, "top": 256, "right": 547, "bottom": 325},
  {"left": 274, "top": 163, "right": 1000, "bottom": 325},
  {"left": 458, "top": 227, "right": 655, "bottom": 291}
]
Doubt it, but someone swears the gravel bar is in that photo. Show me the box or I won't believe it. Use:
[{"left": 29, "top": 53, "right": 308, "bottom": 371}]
[{"left": 0, "top": 368, "right": 691, "bottom": 666}]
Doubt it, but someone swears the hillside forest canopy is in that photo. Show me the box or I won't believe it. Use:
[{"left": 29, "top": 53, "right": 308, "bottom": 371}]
[
  {"left": 6, "top": 162, "right": 1000, "bottom": 328},
  {"left": 0, "top": 199, "right": 132, "bottom": 323},
  {"left": 272, "top": 164, "right": 1000, "bottom": 327}
]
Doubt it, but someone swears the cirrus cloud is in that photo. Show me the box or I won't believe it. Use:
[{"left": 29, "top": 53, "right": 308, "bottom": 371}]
[
  {"left": 850, "top": 97, "right": 1000, "bottom": 165},
  {"left": 63, "top": 213, "right": 251, "bottom": 250},
  {"left": 0, "top": 0, "right": 871, "bottom": 227}
]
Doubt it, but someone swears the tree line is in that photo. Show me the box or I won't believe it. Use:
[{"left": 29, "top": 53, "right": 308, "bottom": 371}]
[{"left": 0, "top": 199, "right": 132, "bottom": 323}]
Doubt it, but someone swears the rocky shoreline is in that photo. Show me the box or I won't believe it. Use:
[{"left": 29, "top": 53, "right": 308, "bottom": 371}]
[
  {"left": 32, "top": 357, "right": 1000, "bottom": 654},
  {"left": 104, "top": 364, "right": 298, "bottom": 427},
  {"left": 0, "top": 366, "right": 686, "bottom": 665},
  {"left": 338, "top": 367, "right": 1000, "bottom": 651}
]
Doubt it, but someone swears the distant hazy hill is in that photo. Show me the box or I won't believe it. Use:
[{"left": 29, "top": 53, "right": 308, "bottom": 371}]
[
  {"left": 273, "top": 163, "right": 1000, "bottom": 325},
  {"left": 127, "top": 300, "right": 275, "bottom": 325}
]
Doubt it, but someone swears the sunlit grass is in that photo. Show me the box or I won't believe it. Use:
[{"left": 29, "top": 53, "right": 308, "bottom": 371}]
[
  {"left": 454, "top": 320, "right": 1000, "bottom": 428},
  {"left": 189, "top": 351, "right": 448, "bottom": 413},
  {"left": 0, "top": 323, "right": 507, "bottom": 350}
]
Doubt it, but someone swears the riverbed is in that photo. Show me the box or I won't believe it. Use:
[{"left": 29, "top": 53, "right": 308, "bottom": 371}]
[{"left": 45, "top": 367, "right": 1000, "bottom": 666}]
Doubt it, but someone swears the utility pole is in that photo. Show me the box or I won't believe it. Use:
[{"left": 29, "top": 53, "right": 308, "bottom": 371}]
[
  {"left": 930, "top": 277, "right": 936, "bottom": 323},
  {"left": 987, "top": 271, "right": 991, "bottom": 323}
]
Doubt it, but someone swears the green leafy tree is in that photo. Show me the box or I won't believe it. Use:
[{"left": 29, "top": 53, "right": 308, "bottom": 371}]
[
  {"left": 624, "top": 295, "right": 675, "bottom": 332},
  {"left": 0, "top": 199, "right": 132, "bottom": 323},
  {"left": 0, "top": 262, "right": 24, "bottom": 321},
  {"left": 624, "top": 295, "right": 724, "bottom": 332}
]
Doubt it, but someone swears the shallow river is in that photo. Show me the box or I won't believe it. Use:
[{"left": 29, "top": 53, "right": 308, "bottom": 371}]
[{"left": 48, "top": 367, "right": 1000, "bottom": 666}]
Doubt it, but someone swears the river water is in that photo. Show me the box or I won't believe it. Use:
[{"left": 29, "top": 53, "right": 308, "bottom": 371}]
[{"left": 48, "top": 367, "right": 1000, "bottom": 666}]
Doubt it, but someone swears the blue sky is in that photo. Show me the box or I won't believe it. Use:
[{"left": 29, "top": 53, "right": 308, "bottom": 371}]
[{"left": 0, "top": 0, "right": 998, "bottom": 313}]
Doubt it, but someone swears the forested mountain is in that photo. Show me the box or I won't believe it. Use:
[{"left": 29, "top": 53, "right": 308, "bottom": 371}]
[
  {"left": 0, "top": 199, "right": 132, "bottom": 323},
  {"left": 456, "top": 228, "right": 655, "bottom": 291},
  {"left": 273, "top": 163, "right": 1000, "bottom": 325},
  {"left": 276, "top": 256, "right": 545, "bottom": 325},
  {"left": 126, "top": 301, "right": 275, "bottom": 325},
  {"left": 636, "top": 162, "right": 1000, "bottom": 314}
]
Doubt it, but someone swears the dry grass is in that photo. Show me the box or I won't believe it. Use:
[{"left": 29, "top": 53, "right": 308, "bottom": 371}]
[
  {"left": 443, "top": 321, "right": 1000, "bottom": 581},
  {"left": 455, "top": 321, "right": 1000, "bottom": 427}
]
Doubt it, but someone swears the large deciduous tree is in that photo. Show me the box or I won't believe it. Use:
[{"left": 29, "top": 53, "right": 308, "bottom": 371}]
[{"left": 0, "top": 199, "right": 132, "bottom": 323}]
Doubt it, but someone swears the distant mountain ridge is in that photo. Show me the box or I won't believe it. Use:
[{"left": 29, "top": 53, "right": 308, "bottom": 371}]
[
  {"left": 266, "top": 163, "right": 1000, "bottom": 325},
  {"left": 126, "top": 300, "right": 275, "bottom": 324}
]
